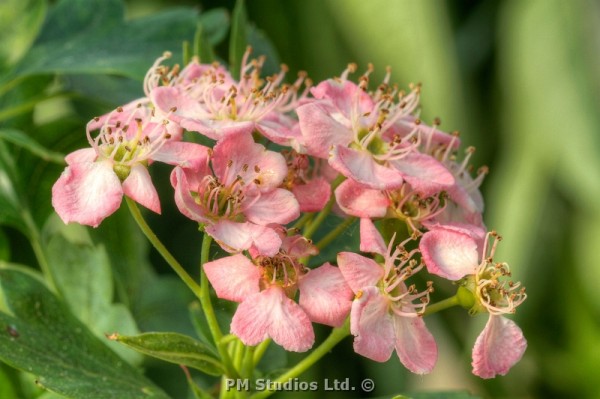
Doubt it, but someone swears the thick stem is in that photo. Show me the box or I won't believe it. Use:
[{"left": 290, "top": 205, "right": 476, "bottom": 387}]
[
  {"left": 249, "top": 319, "right": 350, "bottom": 399},
  {"left": 422, "top": 295, "right": 460, "bottom": 316}
]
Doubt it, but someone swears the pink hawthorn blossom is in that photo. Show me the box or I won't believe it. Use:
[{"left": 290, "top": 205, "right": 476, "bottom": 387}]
[
  {"left": 337, "top": 218, "right": 437, "bottom": 374},
  {"left": 148, "top": 49, "right": 309, "bottom": 145},
  {"left": 203, "top": 234, "right": 352, "bottom": 351},
  {"left": 171, "top": 132, "right": 299, "bottom": 256},
  {"left": 419, "top": 225, "right": 527, "bottom": 378},
  {"left": 297, "top": 65, "right": 454, "bottom": 195},
  {"left": 52, "top": 100, "right": 208, "bottom": 227}
]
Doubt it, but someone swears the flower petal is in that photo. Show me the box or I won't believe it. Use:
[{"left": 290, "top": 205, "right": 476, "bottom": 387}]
[
  {"left": 292, "top": 177, "right": 331, "bottom": 213},
  {"left": 52, "top": 161, "right": 122, "bottom": 228},
  {"left": 170, "top": 167, "right": 210, "bottom": 223},
  {"left": 337, "top": 252, "right": 384, "bottom": 293},
  {"left": 297, "top": 102, "right": 353, "bottom": 159},
  {"left": 359, "top": 218, "right": 387, "bottom": 255},
  {"left": 206, "top": 220, "right": 281, "bottom": 257},
  {"left": 298, "top": 263, "right": 353, "bottom": 327},
  {"left": 389, "top": 152, "right": 454, "bottom": 197},
  {"left": 152, "top": 141, "right": 211, "bottom": 172},
  {"left": 472, "top": 315, "right": 527, "bottom": 379},
  {"left": 335, "top": 178, "right": 389, "bottom": 218},
  {"left": 393, "top": 315, "right": 438, "bottom": 374},
  {"left": 203, "top": 254, "right": 261, "bottom": 302},
  {"left": 419, "top": 227, "right": 479, "bottom": 280},
  {"left": 244, "top": 189, "right": 300, "bottom": 225},
  {"left": 231, "top": 287, "right": 315, "bottom": 352},
  {"left": 350, "top": 286, "right": 395, "bottom": 362},
  {"left": 122, "top": 164, "right": 160, "bottom": 214},
  {"left": 330, "top": 146, "right": 404, "bottom": 190}
]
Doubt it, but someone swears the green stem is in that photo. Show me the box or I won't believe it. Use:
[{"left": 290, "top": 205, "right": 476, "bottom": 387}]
[
  {"left": 241, "top": 344, "right": 255, "bottom": 379},
  {"left": 199, "top": 233, "right": 239, "bottom": 379},
  {"left": 125, "top": 198, "right": 203, "bottom": 300},
  {"left": 252, "top": 339, "right": 271, "bottom": 367},
  {"left": 249, "top": 320, "right": 350, "bottom": 399},
  {"left": 290, "top": 212, "right": 313, "bottom": 230},
  {"left": 423, "top": 295, "right": 460, "bottom": 316},
  {"left": 315, "top": 217, "right": 356, "bottom": 251}
]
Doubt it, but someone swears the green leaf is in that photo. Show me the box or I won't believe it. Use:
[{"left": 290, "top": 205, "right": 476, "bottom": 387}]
[
  {"left": 399, "top": 392, "right": 481, "bottom": 399},
  {"left": 0, "top": 128, "right": 65, "bottom": 164},
  {"left": 111, "top": 332, "right": 224, "bottom": 376},
  {"left": 0, "top": 266, "right": 170, "bottom": 399},
  {"left": 0, "top": 140, "right": 28, "bottom": 233},
  {"left": 13, "top": 0, "right": 199, "bottom": 80},
  {"left": 194, "top": 23, "right": 217, "bottom": 64},
  {"left": 0, "top": 0, "right": 47, "bottom": 68},
  {"left": 43, "top": 215, "right": 143, "bottom": 365},
  {"left": 229, "top": 0, "right": 248, "bottom": 78},
  {"left": 199, "top": 8, "right": 230, "bottom": 47},
  {"left": 0, "top": 362, "right": 19, "bottom": 399}
]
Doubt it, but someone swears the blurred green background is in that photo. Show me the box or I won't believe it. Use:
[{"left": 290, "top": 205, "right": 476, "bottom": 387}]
[{"left": 2, "top": 0, "right": 600, "bottom": 398}]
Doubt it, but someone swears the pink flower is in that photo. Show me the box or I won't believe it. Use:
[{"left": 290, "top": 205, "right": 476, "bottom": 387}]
[
  {"left": 335, "top": 177, "right": 448, "bottom": 232},
  {"left": 297, "top": 65, "right": 454, "bottom": 195},
  {"left": 148, "top": 49, "right": 309, "bottom": 144},
  {"left": 419, "top": 226, "right": 527, "bottom": 378},
  {"left": 203, "top": 234, "right": 352, "bottom": 351},
  {"left": 171, "top": 133, "right": 300, "bottom": 256},
  {"left": 281, "top": 151, "right": 331, "bottom": 212},
  {"left": 337, "top": 218, "right": 437, "bottom": 374},
  {"left": 52, "top": 100, "right": 209, "bottom": 227}
]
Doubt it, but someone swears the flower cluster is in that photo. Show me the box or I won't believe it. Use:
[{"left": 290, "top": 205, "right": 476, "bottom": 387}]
[{"left": 52, "top": 49, "right": 527, "bottom": 378}]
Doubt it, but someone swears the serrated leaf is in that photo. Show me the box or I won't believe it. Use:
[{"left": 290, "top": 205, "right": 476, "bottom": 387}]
[
  {"left": 111, "top": 332, "right": 224, "bottom": 376},
  {"left": 13, "top": 0, "right": 199, "bottom": 80},
  {"left": 0, "top": 129, "right": 64, "bottom": 164},
  {"left": 229, "top": 0, "right": 248, "bottom": 78},
  {"left": 0, "top": 267, "right": 170, "bottom": 399}
]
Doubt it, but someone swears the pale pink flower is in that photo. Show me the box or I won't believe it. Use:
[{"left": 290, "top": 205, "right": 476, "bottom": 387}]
[
  {"left": 281, "top": 151, "right": 331, "bottom": 212},
  {"left": 419, "top": 226, "right": 527, "bottom": 378},
  {"left": 52, "top": 100, "right": 208, "bottom": 227},
  {"left": 148, "top": 49, "right": 309, "bottom": 144},
  {"left": 203, "top": 234, "right": 352, "bottom": 351},
  {"left": 297, "top": 65, "right": 454, "bottom": 195},
  {"left": 171, "top": 133, "right": 299, "bottom": 256},
  {"left": 335, "top": 177, "right": 448, "bottom": 233},
  {"left": 337, "top": 219, "right": 437, "bottom": 374}
]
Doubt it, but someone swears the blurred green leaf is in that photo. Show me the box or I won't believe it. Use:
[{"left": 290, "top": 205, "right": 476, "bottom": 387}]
[
  {"left": 0, "top": 362, "right": 19, "bottom": 399},
  {"left": 195, "top": 23, "right": 217, "bottom": 64},
  {"left": 0, "top": 0, "right": 47, "bottom": 68},
  {"left": 12, "top": 0, "right": 199, "bottom": 80},
  {"left": 0, "top": 141, "right": 28, "bottom": 233},
  {"left": 43, "top": 215, "right": 143, "bottom": 365},
  {"left": 199, "top": 8, "right": 230, "bottom": 47},
  {"left": 0, "top": 229, "right": 9, "bottom": 262},
  {"left": 0, "top": 129, "right": 64, "bottom": 164},
  {"left": 0, "top": 266, "right": 170, "bottom": 399},
  {"left": 111, "top": 332, "right": 224, "bottom": 376},
  {"left": 399, "top": 392, "right": 481, "bottom": 399},
  {"left": 229, "top": 0, "right": 248, "bottom": 78}
]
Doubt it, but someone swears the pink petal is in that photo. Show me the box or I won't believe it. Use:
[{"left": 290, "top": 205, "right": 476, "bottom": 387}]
[
  {"left": 292, "top": 177, "right": 331, "bottom": 213},
  {"left": 65, "top": 148, "right": 97, "bottom": 165},
  {"left": 359, "top": 218, "right": 387, "bottom": 255},
  {"left": 206, "top": 220, "right": 281, "bottom": 257},
  {"left": 151, "top": 86, "right": 208, "bottom": 125},
  {"left": 298, "top": 263, "right": 353, "bottom": 327},
  {"left": 334, "top": 178, "right": 389, "bottom": 218},
  {"left": 337, "top": 252, "right": 384, "bottom": 293},
  {"left": 52, "top": 160, "right": 123, "bottom": 228},
  {"left": 244, "top": 189, "right": 300, "bottom": 225},
  {"left": 329, "top": 146, "right": 404, "bottom": 190},
  {"left": 297, "top": 102, "right": 353, "bottom": 159},
  {"left": 212, "top": 133, "right": 287, "bottom": 189},
  {"left": 231, "top": 287, "right": 315, "bottom": 352},
  {"left": 181, "top": 119, "right": 255, "bottom": 141},
  {"left": 419, "top": 228, "right": 479, "bottom": 280},
  {"left": 152, "top": 142, "right": 211, "bottom": 172},
  {"left": 203, "top": 254, "right": 261, "bottom": 302},
  {"left": 350, "top": 286, "right": 395, "bottom": 362},
  {"left": 311, "top": 79, "right": 374, "bottom": 117},
  {"left": 170, "top": 167, "right": 211, "bottom": 223},
  {"left": 122, "top": 164, "right": 160, "bottom": 214},
  {"left": 393, "top": 315, "right": 438, "bottom": 374},
  {"left": 472, "top": 315, "right": 527, "bottom": 379},
  {"left": 389, "top": 152, "right": 455, "bottom": 197}
]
